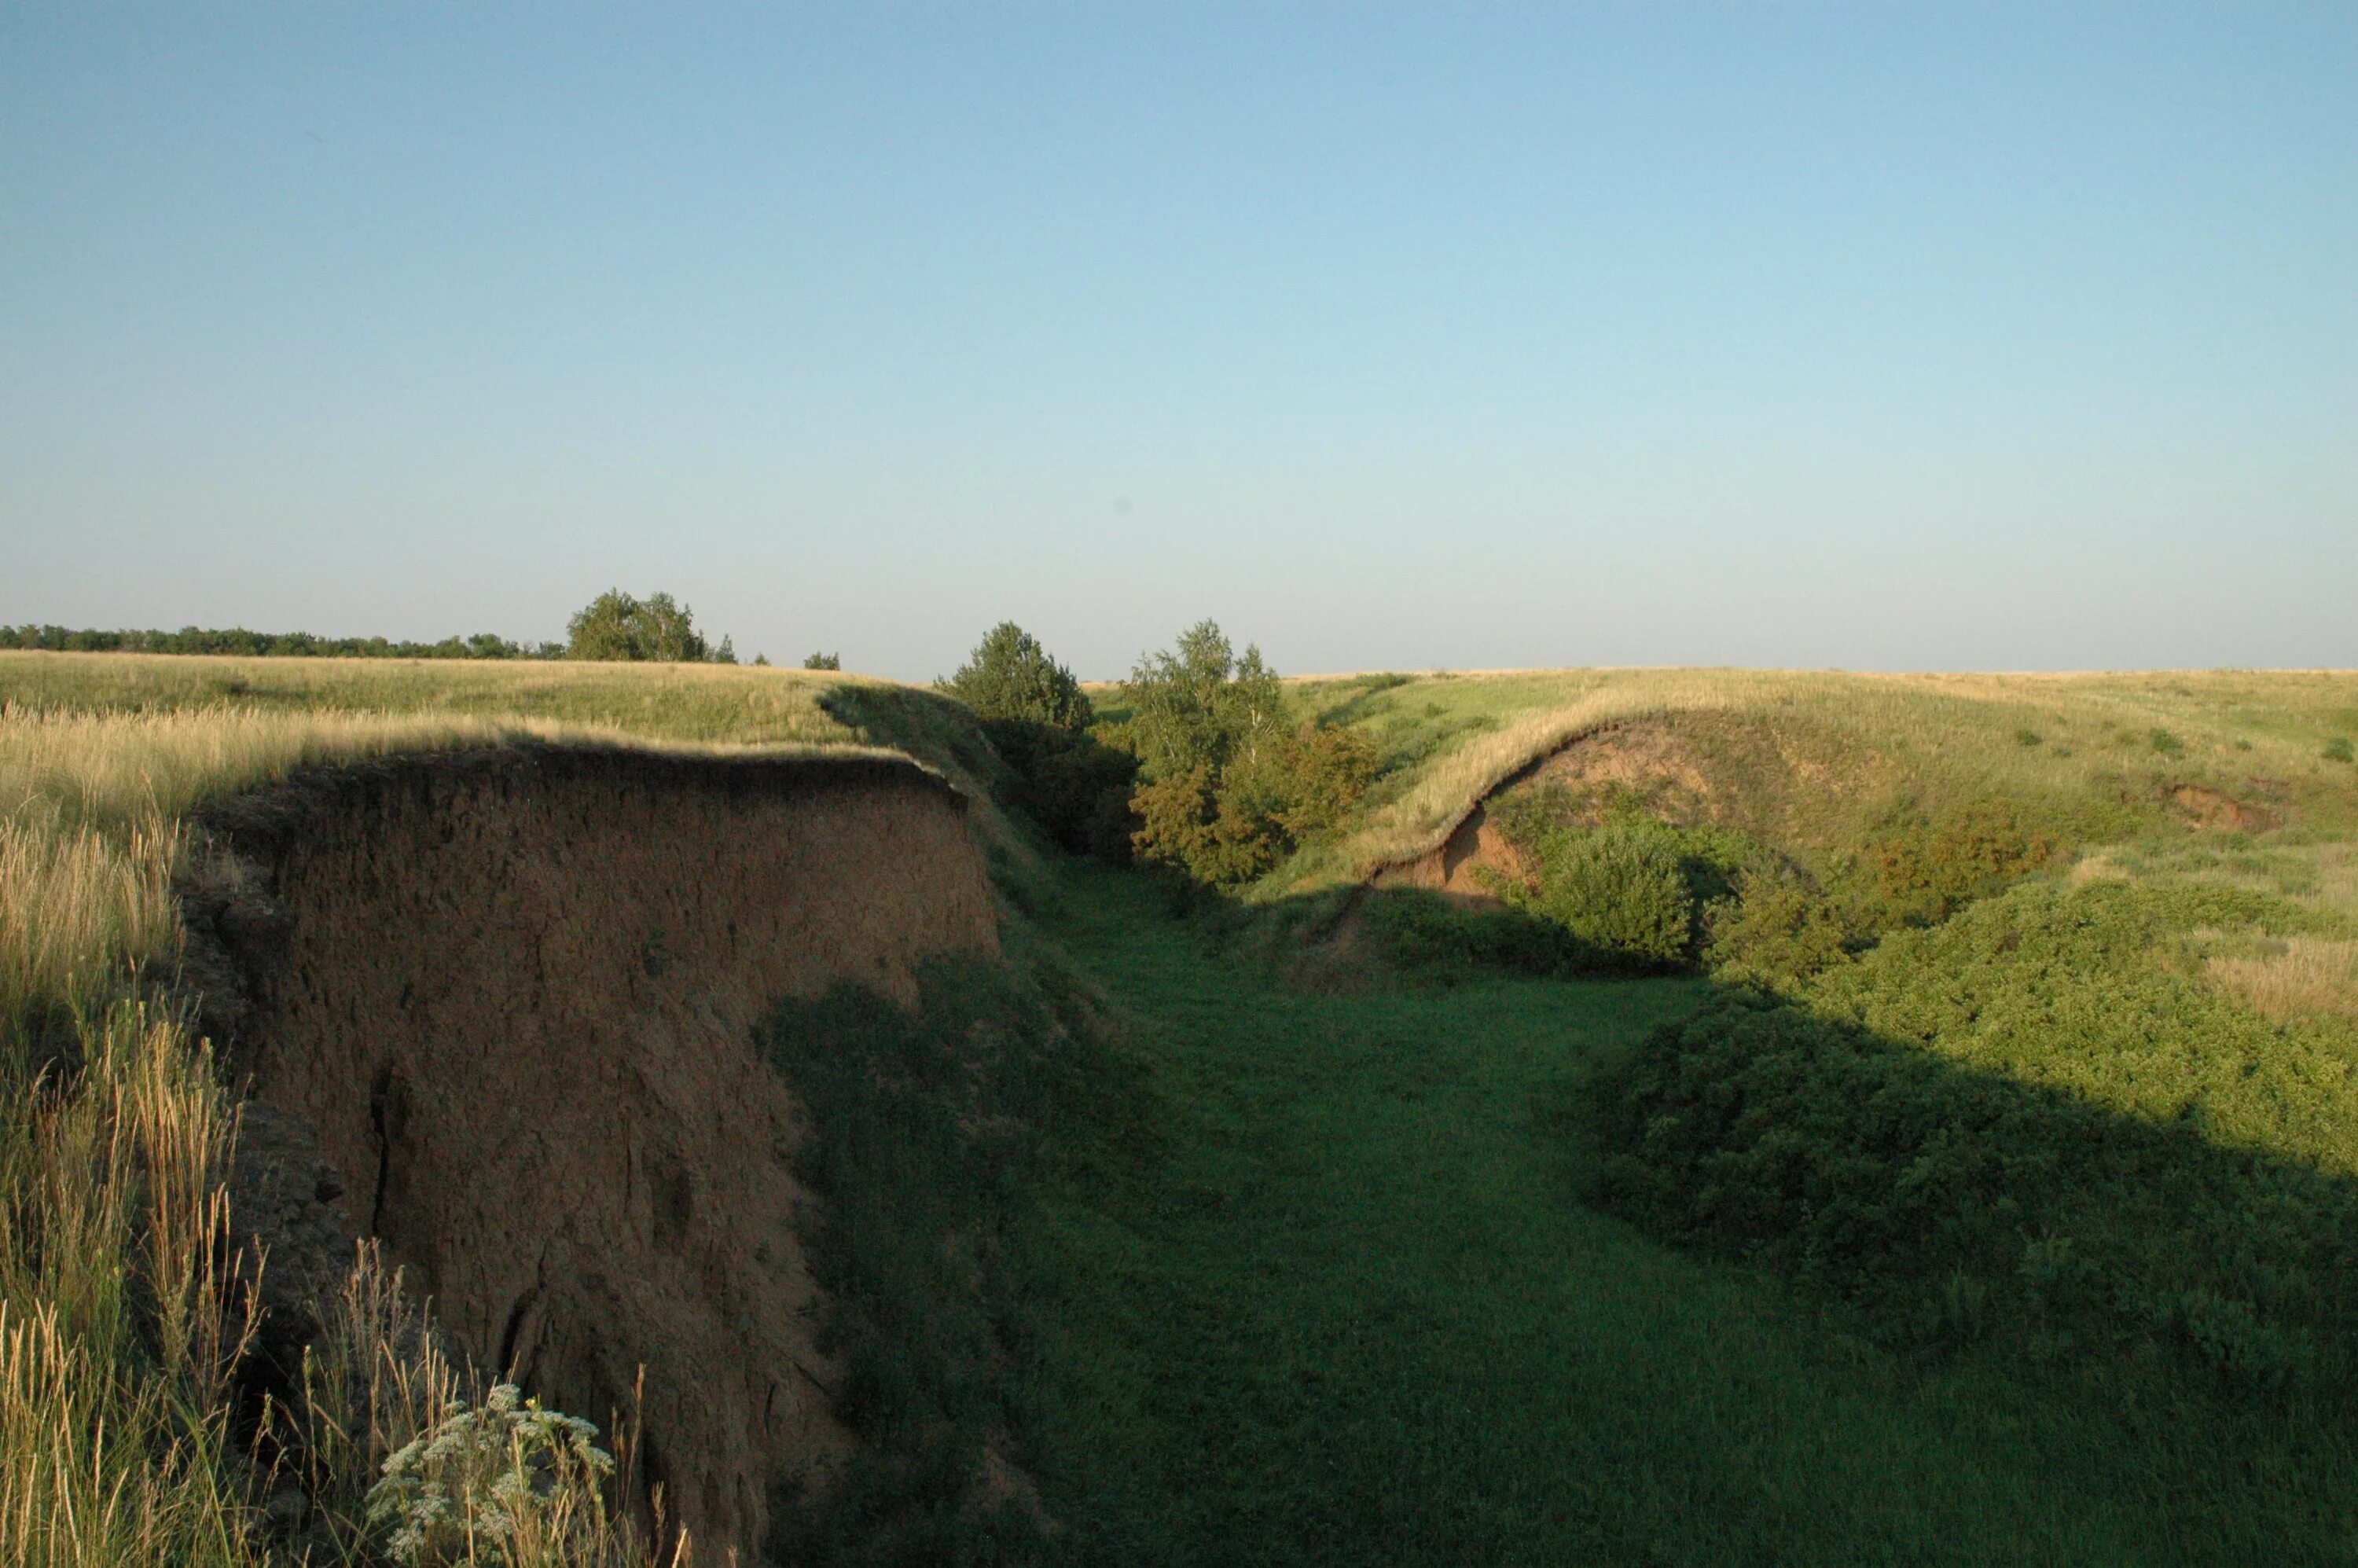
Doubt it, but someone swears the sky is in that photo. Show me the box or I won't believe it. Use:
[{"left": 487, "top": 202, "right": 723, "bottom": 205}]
[{"left": 2, "top": 4, "right": 2352, "bottom": 680}]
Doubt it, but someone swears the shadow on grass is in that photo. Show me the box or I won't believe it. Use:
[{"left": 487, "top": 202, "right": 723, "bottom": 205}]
[{"left": 751, "top": 850, "right": 2358, "bottom": 1563}]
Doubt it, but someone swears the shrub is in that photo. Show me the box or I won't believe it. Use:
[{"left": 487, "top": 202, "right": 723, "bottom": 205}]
[
  {"left": 1511, "top": 823, "right": 1694, "bottom": 968},
  {"left": 1864, "top": 799, "right": 2060, "bottom": 925},
  {"left": 1483, "top": 809, "right": 1768, "bottom": 971},
  {"left": 364, "top": 1384, "right": 618, "bottom": 1567},
  {"left": 938, "top": 625, "right": 1136, "bottom": 861},
  {"left": 2013, "top": 727, "right": 2044, "bottom": 747},
  {"left": 804, "top": 651, "right": 842, "bottom": 671},
  {"left": 1266, "top": 722, "right": 1380, "bottom": 843},
  {"left": 1130, "top": 763, "right": 1283, "bottom": 884},
  {"left": 989, "top": 718, "right": 1139, "bottom": 862},
  {"left": 1703, "top": 876, "right": 1851, "bottom": 989},
  {"left": 2150, "top": 727, "right": 2186, "bottom": 756},
  {"left": 1113, "top": 624, "right": 1379, "bottom": 883},
  {"left": 2327, "top": 736, "right": 2354, "bottom": 764}
]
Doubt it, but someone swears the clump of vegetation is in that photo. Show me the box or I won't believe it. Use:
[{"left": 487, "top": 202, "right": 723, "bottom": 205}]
[
  {"left": 2151, "top": 727, "right": 2186, "bottom": 756},
  {"left": 939, "top": 623, "right": 1088, "bottom": 729},
  {"left": 2327, "top": 736, "right": 2355, "bottom": 764},
  {"left": 1504, "top": 822, "right": 1695, "bottom": 967},
  {"left": 1588, "top": 880, "right": 2358, "bottom": 1389},
  {"left": 1861, "top": 799, "right": 2062, "bottom": 926},
  {"left": 565, "top": 589, "right": 735, "bottom": 663},
  {"left": 1478, "top": 802, "right": 1766, "bottom": 972},
  {"left": 365, "top": 1384, "right": 619, "bottom": 1567},
  {"left": 1112, "top": 622, "right": 1377, "bottom": 883},
  {"left": 804, "top": 651, "right": 842, "bottom": 670},
  {"left": 2013, "top": 727, "right": 2044, "bottom": 747},
  {"left": 1702, "top": 874, "right": 1853, "bottom": 989}
]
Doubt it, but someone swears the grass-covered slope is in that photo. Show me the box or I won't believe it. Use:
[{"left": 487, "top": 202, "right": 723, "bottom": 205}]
[{"left": 1237, "top": 666, "right": 2358, "bottom": 889}]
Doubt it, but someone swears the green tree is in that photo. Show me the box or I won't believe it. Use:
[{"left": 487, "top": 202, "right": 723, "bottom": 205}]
[
  {"left": 1118, "top": 620, "right": 1368, "bottom": 883},
  {"left": 564, "top": 589, "right": 717, "bottom": 662},
  {"left": 939, "top": 623, "right": 1135, "bottom": 861},
  {"left": 938, "top": 622, "right": 1090, "bottom": 729},
  {"left": 1117, "top": 619, "right": 1285, "bottom": 781},
  {"left": 803, "top": 651, "right": 841, "bottom": 670}
]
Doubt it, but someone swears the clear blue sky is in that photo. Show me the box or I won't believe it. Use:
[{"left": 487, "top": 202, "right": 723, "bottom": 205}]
[{"left": 2, "top": 5, "right": 2351, "bottom": 679}]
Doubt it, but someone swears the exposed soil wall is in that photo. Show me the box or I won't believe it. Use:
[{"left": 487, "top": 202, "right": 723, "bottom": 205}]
[{"left": 180, "top": 745, "right": 999, "bottom": 1557}]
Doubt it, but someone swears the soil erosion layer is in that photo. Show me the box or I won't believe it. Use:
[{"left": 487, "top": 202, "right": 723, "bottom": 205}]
[{"left": 181, "top": 745, "right": 1000, "bottom": 1555}]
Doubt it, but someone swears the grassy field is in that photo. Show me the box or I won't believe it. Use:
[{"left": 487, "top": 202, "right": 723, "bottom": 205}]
[{"left": 5, "top": 649, "right": 2358, "bottom": 1563}]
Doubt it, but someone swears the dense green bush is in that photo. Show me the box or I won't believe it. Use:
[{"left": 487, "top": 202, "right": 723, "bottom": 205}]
[
  {"left": 937, "top": 623, "right": 1137, "bottom": 861},
  {"left": 988, "top": 718, "right": 1140, "bottom": 862},
  {"left": 1587, "top": 881, "right": 2358, "bottom": 1390},
  {"left": 804, "top": 651, "right": 842, "bottom": 670},
  {"left": 1128, "top": 723, "right": 1383, "bottom": 884},
  {"left": 1861, "top": 799, "right": 2061, "bottom": 925},
  {"left": 2327, "top": 736, "right": 2355, "bottom": 764},
  {"left": 1509, "top": 823, "right": 1694, "bottom": 966},
  {"left": 1482, "top": 807, "right": 1768, "bottom": 971},
  {"left": 1702, "top": 875, "right": 1853, "bottom": 989}
]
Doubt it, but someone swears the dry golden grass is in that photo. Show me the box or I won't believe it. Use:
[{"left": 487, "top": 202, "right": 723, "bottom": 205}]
[
  {"left": 0, "top": 1003, "right": 255, "bottom": 1565},
  {"left": 0, "top": 649, "right": 865, "bottom": 748},
  {"left": 2208, "top": 938, "right": 2358, "bottom": 1023}
]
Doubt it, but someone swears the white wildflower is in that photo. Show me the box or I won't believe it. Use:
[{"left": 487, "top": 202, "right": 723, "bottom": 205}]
[{"left": 362, "top": 1383, "right": 619, "bottom": 1566}]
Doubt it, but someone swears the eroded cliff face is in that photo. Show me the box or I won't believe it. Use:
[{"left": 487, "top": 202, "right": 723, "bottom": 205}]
[{"left": 181, "top": 746, "right": 999, "bottom": 1556}]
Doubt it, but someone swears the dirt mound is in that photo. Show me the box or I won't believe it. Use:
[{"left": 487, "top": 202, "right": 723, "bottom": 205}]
[
  {"left": 2169, "top": 784, "right": 2282, "bottom": 833},
  {"left": 1371, "top": 807, "right": 1533, "bottom": 904},
  {"left": 181, "top": 745, "right": 999, "bottom": 1556}
]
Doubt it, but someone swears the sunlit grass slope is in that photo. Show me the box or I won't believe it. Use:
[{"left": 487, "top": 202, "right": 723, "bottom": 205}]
[{"left": 1248, "top": 666, "right": 2358, "bottom": 892}]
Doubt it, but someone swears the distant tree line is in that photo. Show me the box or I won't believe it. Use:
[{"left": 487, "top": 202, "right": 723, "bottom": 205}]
[
  {"left": 0, "top": 587, "right": 766, "bottom": 666},
  {"left": 0, "top": 623, "right": 566, "bottom": 659}
]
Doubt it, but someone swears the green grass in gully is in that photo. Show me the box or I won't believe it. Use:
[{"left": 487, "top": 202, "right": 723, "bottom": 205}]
[{"left": 1016, "top": 868, "right": 2358, "bottom": 1566}]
